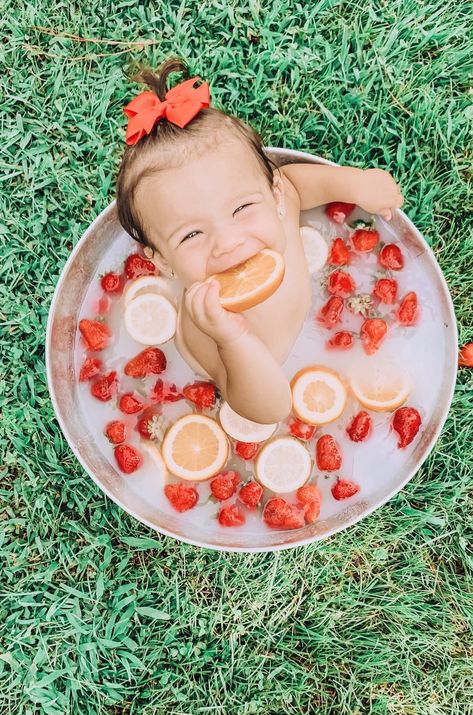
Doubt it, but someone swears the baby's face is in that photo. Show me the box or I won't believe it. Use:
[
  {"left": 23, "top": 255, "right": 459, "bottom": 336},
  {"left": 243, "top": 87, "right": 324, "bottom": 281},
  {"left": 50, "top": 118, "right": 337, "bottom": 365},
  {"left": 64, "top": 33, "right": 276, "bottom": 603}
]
[{"left": 134, "top": 139, "right": 287, "bottom": 288}]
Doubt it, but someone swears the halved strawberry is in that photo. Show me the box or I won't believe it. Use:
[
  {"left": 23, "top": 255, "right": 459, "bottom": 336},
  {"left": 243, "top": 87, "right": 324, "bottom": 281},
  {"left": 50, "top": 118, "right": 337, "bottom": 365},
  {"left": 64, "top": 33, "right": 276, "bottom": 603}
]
[
  {"left": 328, "top": 238, "right": 350, "bottom": 265},
  {"left": 373, "top": 278, "right": 397, "bottom": 304},
  {"left": 210, "top": 471, "right": 241, "bottom": 501},
  {"left": 79, "top": 357, "right": 102, "bottom": 382},
  {"left": 458, "top": 343, "right": 473, "bottom": 367},
  {"left": 79, "top": 319, "right": 111, "bottom": 351},
  {"left": 296, "top": 484, "right": 321, "bottom": 524},
  {"left": 288, "top": 418, "right": 317, "bottom": 441},
  {"left": 164, "top": 483, "right": 198, "bottom": 512},
  {"left": 263, "top": 498, "right": 305, "bottom": 530},
  {"left": 124, "top": 253, "right": 156, "bottom": 280},
  {"left": 360, "top": 318, "right": 387, "bottom": 355},
  {"left": 326, "top": 331, "right": 354, "bottom": 350},
  {"left": 346, "top": 411, "right": 372, "bottom": 442},
  {"left": 325, "top": 202, "right": 356, "bottom": 224},
  {"left": 317, "top": 296, "right": 344, "bottom": 328},
  {"left": 351, "top": 228, "right": 379, "bottom": 252},
  {"left": 396, "top": 292, "right": 419, "bottom": 326},
  {"left": 392, "top": 406, "right": 421, "bottom": 448},
  {"left": 183, "top": 381, "right": 217, "bottom": 410},
  {"left": 119, "top": 393, "right": 144, "bottom": 414},
  {"left": 136, "top": 407, "right": 161, "bottom": 440},
  {"left": 114, "top": 444, "right": 142, "bottom": 474},
  {"left": 327, "top": 270, "right": 356, "bottom": 297},
  {"left": 151, "top": 379, "right": 184, "bottom": 404},
  {"left": 379, "top": 243, "right": 404, "bottom": 270},
  {"left": 218, "top": 504, "right": 246, "bottom": 527},
  {"left": 105, "top": 420, "right": 126, "bottom": 444},
  {"left": 316, "top": 434, "right": 342, "bottom": 471},
  {"left": 124, "top": 347, "right": 167, "bottom": 378},
  {"left": 90, "top": 371, "right": 117, "bottom": 401},
  {"left": 100, "top": 272, "right": 122, "bottom": 293},
  {"left": 234, "top": 442, "right": 260, "bottom": 460},
  {"left": 238, "top": 481, "right": 263, "bottom": 510},
  {"left": 331, "top": 478, "right": 360, "bottom": 500}
]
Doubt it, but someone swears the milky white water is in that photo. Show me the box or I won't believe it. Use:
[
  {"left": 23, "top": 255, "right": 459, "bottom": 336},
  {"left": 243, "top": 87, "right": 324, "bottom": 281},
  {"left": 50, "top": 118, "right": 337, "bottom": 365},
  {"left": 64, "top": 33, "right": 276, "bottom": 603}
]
[{"left": 75, "top": 205, "right": 447, "bottom": 534}]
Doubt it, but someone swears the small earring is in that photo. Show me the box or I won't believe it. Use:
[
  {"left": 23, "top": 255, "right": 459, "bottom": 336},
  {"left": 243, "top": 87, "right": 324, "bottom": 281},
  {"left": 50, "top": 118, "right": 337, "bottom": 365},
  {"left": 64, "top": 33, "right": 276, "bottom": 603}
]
[
  {"left": 169, "top": 269, "right": 174, "bottom": 278},
  {"left": 278, "top": 205, "right": 286, "bottom": 218}
]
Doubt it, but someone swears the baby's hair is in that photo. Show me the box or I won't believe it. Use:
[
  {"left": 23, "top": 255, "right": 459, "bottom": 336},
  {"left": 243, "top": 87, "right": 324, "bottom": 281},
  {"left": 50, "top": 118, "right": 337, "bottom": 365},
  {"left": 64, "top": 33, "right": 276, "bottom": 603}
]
[{"left": 116, "top": 57, "right": 278, "bottom": 250}]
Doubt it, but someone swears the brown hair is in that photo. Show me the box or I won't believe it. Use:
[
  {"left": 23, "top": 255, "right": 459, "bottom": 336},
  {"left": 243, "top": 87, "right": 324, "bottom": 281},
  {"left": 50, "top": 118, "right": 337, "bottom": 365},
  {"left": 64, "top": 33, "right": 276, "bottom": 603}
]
[{"left": 116, "top": 57, "right": 278, "bottom": 250}]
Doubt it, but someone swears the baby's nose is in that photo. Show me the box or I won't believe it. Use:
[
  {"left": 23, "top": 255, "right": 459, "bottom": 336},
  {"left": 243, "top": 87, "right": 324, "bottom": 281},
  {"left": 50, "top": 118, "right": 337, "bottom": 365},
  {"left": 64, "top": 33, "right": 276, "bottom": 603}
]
[{"left": 212, "top": 227, "right": 245, "bottom": 257}]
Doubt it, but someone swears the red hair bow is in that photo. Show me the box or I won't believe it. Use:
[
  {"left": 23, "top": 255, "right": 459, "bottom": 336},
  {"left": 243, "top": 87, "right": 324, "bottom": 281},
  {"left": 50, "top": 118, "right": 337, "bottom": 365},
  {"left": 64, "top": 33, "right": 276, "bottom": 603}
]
[{"left": 123, "top": 77, "right": 210, "bottom": 145}]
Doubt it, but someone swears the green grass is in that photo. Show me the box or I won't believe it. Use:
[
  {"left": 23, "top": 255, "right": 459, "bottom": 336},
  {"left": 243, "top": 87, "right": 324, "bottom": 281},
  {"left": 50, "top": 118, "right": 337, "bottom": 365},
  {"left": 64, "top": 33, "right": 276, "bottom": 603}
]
[{"left": 1, "top": 0, "right": 472, "bottom": 713}]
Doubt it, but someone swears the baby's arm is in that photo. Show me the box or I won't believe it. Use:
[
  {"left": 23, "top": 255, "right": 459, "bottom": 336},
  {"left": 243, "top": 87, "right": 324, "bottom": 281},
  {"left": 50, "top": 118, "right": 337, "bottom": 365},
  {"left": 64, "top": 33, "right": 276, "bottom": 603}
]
[
  {"left": 184, "top": 281, "right": 292, "bottom": 424},
  {"left": 281, "top": 164, "right": 404, "bottom": 220}
]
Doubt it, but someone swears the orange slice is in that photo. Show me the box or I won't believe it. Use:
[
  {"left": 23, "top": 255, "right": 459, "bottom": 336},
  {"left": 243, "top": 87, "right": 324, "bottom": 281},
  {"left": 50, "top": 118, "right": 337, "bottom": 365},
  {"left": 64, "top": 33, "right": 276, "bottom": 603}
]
[
  {"left": 255, "top": 437, "right": 312, "bottom": 493},
  {"left": 349, "top": 360, "right": 411, "bottom": 411},
  {"left": 123, "top": 275, "right": 179, "bottom": 307},
  {"left": 123, "top": 293, "right": 177, "bottom": 345},
  {"left": 161, "top": 414, "right": 229, "bottom": 481},
  {"left": 218, "top": 401, "right": 278, "bottom": 442},
  {"left": 210, "top": 249, "right": 285, "bottom": 312},
  {"left": 291, "top": 366, "right": 347, "bottom": 425}
]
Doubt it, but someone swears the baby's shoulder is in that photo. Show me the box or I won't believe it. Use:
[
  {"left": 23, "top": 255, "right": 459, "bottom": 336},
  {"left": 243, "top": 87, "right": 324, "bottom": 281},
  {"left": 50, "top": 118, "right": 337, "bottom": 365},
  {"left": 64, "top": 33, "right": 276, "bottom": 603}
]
[{"left": 280, "top": 166, "right": 302, "bottom": 213}]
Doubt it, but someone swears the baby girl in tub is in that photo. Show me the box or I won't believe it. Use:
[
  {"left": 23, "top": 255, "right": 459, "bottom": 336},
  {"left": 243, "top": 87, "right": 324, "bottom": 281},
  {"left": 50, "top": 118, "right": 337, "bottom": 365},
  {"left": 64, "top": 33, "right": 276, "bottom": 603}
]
[{"left": 116, "top": 58, "right": 404, "bottom": 425}]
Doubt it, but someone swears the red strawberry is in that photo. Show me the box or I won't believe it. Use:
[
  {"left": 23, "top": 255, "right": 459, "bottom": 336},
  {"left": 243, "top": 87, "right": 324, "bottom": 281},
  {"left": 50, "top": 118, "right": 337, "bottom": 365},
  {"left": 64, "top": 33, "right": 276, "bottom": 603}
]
[
  {"left": 100, "top": 272, "right": 122, "bottom": 293},
  {"left": 296, "top": 484, "right": 321, "bottom": 524},
  {"left": 351, "top": 228, "right": 379, "bottom": 252},
  {"left": 210, "top": 471, "right": 241, "bottom": 500},
  {"left": 379, "top": 243, "right": 404, "bottom": 270},
  {"left": 151, "top": 379, "right": 184, "bottom": 404},
  {"left": 396, "top": 291, "right": 419, "bottom": 326},
  {"left": 90, "top": 371, "right": 117, "bottom": 401},
  {"left": 331, "top": 478, "right": 360, "bottom": 500},
  {"left": 79, "top": 357, "right": 102, "bottom": 382},
  {"left": 105, "top": 420, "right": 126, "bottom": 444},
  {"left": 316, "top": 434, "right": 342, "bottom": 471},
  {"left": 183, "top": 381, "right": 217, "bottom": 410},
  {"left": 263, "top": 498, "right": 305, "bottom": 530},
  {"left": 238, "top": 481, "right": 263, "bottom": 510},
  {"left": 136, "top": 407, "right": 160, "bottom": 439},
  {"left": 325, "top": 202, "right": 355, "bottom": 224},
  {"left": 360, "top": 318, "right": 387, "bottom": 355},
  {"left": 327, "top": 270, "right": 356, "bottom": 297},
  {"left": 79, "top": 319, "right": 111, "bottom": 351},
  {"left": 392, "top": 406, "right": 421, "bottom": 448},
  {"left": 458, "top": 343, "right": 473, "bottom": 367},
  {"left": 114, "top": 444, "right": 142, "bottom": 474},
  {"left": 164, "top": 483, "right": 198, "bottom": 512},
  {"left": 119, "top": 393, "right": 144, "bottom": 414},
  {"left": 235, "top": 441, "right": 260, "bottom": 460},
  {"left": 124, "top": 253, "right": 156, "bottom": 280},
  {"left": 346, "top": 411, "right": 372, "bottom": 442},
  {"left": 326, "top": 331, "right": 354, "bottom": 350},
  {"left": 289, "top": 418, "right": 317, "bottom": 441},
  {"left": 95, "top": 295, "right": 111, "bottom": 314},
  {"left": 373, "top": 277, "right": 397, "bottom": 304},
  {"left": 124, "top": 347, "right": 167, "bottom": 377},
  {"left": 317, "top": 296, "right": 344, "bottom": 328},
  {"left": 328, "top": 238, "right": 350, "bottom": 265},
  {"left": 218, "top": 504, "right": 246, "bottom": 527}
]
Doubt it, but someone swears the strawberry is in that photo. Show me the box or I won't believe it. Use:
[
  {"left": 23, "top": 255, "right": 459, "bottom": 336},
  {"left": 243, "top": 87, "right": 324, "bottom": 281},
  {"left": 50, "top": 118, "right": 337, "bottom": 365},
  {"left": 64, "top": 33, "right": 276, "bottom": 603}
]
[
  {"left": 210, "top": 471, "right": 241, "bottom": 500},
  {"left": 124, "top": 347, "right": 167, "bottom": 377},
  {"left": 124, "top": 253, "right": 156, "bottom": 280},
  {"left": 151, "top": 379, "right": 184, "bottom": 403},
  {"left": 392, "top": 406, "right": 421, "bottom": 448},
  {"left": 218, "top": 504, "right": 246, "bottom": 527},
  {"left": 183, "top": 381, "right": 217, "bottom": 410},
  {"left": 164, "top": 483, "right": 198, "bottom": 512},
  {"left": 79, "top": 357, "right": 102, "bottom": 382},
  {"left": 114, "top": 444, "right": 142, "bottom": 474},
  {"left": 379, "top": 243, "right": 404, "bottom": 270},
  {"left": 105, "top": 420, "right": 126, "bottom": 444},
  {"left": 79, "top": 319, "right": 111, "bottom": 351},
  {"left": 327, "top": 270, "right": 356, "bottom": 297},
  {"left": 238, "top": 481, "right": 263, "bottom": 509},
  {"left": 458, "top": 343, "right": 473, "bottom": 367},
  {"left": 95, "top": 295, "right": 112, "bottom": 314},
  {"left": 234, "top": 441, "right": 260, "bottom": 460},
  {"left": 100, "top": 272, "right": 122, "bottom": 293},
  {"left": 316, "top": 434, "right": 342, "bottom": 471},
  {"left": 136, "top": 407, "right": 160, "bottom": 440},
  {"left": 317, "top": 296, "right": 344, "bottom": 328},
  {"left": 396, "top": 291, "right": 419, "bottom": 326},
  {"left": 90, "top": 371, "right": 117, "bottom": 401},
  {"left": 326, "top": 331, "right": 354, "bottom": 350},
  {"left": 328, "top": 238, "right": 350, "bottom": 265},
  {"left": 331, "top": 478, "right": 360, "bottom": 500},
  {"left": 360, "top": 318, "right": 387, "bottom": 355},
  {"left": 263, "top": 498, "right": 305, "bottom": 530},
  {"left": 296, "top": 484, "right": 321, "bottom": 524},
  {"left": 119, "top": 393, "right": 144, "bottom": 414},
  {"left": 373, "top": 277, "right": 397, "bottom": 304},
  {"left": 289, "top": 418, "right": 317, "bottom": 441},
  {"left": 346, "top": 411, "right": 372, "bottom": 442},
  {"left": 351, "top": 228, "right": 379, "bottom": 252},
  {"left": 325, "top": 202, "right": 356, "bottom": 224}
]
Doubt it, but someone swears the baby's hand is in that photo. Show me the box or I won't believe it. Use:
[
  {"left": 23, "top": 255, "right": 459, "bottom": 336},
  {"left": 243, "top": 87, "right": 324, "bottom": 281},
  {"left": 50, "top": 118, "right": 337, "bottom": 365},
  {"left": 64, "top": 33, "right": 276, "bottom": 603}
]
[
  {"left": 185, "top": 280, "right": 249, "bottom": 347},
  {"left": 356, "top": 168, "right": 404, "bottom": 220}
]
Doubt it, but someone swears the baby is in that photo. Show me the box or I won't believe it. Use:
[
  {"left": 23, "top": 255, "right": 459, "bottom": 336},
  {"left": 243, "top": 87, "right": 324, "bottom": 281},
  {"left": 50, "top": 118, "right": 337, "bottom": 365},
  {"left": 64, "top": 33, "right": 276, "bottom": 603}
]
[{"left": 116, "top": 58, "right": 404, "bottom": 425}]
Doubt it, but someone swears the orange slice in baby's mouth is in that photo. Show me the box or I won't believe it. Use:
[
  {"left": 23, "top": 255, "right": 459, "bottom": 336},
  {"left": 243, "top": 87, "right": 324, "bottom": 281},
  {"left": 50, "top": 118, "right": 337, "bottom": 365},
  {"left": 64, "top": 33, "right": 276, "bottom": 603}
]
[{"left": 209, "top": 249, "right": 285, "bottom": 312}]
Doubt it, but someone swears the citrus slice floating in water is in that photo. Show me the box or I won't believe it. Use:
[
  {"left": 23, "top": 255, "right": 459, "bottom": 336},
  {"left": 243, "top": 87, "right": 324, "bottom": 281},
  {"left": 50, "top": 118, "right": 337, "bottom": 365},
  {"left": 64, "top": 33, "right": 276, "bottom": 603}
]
[
  {"left": 255, "top": 437, "right": 312, "bottom": 493},
  {"left": 124, "top": 293, "right": 177, "bottom": 345},
  {"left": 300, "top": 226, "right": 329, "bottom": 274},
  {"left": 123, "top": 275, "right": 179, "bottom": 307},
  {"left": 218, "top": 401, "right": 278, "bottom": 442},
  {"left": 210, "top": 249, "right": 285, "bottom": 312},
  {"left": 291, "top": 366, "right": 347, "bottom": 425},
  {"left": 162, "top": 414, "right": 229, "bottom": 481},
  {"left": 349, "top": 361, "right": 411, "bottom": 412}
]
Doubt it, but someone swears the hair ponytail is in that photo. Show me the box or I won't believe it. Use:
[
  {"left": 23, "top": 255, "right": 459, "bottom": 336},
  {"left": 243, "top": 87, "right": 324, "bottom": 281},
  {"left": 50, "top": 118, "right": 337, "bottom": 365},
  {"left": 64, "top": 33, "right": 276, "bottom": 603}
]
[{"left": 132, "top": 57, "right": 189, "bottom": 101}]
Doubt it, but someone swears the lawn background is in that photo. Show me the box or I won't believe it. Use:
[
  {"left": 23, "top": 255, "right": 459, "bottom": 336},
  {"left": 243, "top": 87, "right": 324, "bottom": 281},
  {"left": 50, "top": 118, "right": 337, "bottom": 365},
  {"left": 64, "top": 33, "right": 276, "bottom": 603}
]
[{"left": 1, "top": 0, "right": 472, "bottom": 713}]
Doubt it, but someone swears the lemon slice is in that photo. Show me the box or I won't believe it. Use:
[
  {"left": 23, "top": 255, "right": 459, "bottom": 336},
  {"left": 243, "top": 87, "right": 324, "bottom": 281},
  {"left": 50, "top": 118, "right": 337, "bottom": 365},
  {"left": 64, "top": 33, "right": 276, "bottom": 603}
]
[
  {"left": 162, "top": 414, "right": 229, "bottom": 481},
  {"left": 123, "top": 275, "right": 179, "bottom": 307},
  {"left": 255, "top": 437, "right": 312, "bottom": 493},
  {"left": 218, "top": 401, "right": 278, "bottom": 442},
  {"left": 291, "top": 366, "right": 347, "bottom": 425},
  {"left": 349, "top": 360, "right": 411, "bottom": 411},
  {"left": 141, "top": 441, "right": 168, "bottom": 480},
  {"left": 124, "top": 293, "right": 177, "bottom": 345},
  {"left": 300, "top": 226, "right": 329, "bottom": 275}
]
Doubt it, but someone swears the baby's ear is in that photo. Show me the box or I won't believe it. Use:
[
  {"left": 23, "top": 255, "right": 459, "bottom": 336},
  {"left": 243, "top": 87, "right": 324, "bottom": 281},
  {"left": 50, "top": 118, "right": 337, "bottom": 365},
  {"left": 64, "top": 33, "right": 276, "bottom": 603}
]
[
  {"left": 272, "top": 170, "right": 286, "bottom": 218},
  {"left": 144, "top": 246, "right": 173, "bottom": 278}
]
